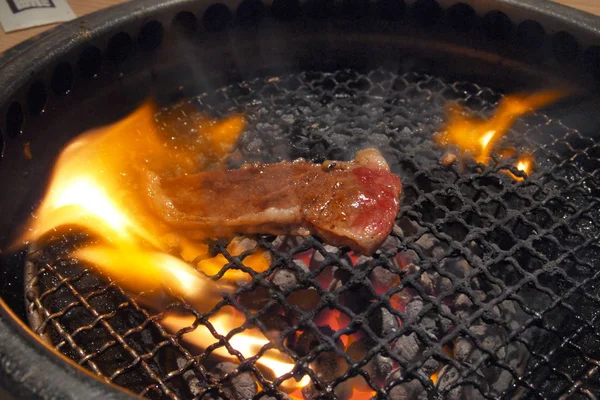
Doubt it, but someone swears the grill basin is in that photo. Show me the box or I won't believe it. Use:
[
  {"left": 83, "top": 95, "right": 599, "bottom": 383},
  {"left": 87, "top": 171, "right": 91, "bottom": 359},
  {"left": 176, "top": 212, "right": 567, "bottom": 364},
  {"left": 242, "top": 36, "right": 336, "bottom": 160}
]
[{"left": 0, "top": 1, "right": 600, "bottom": 399}]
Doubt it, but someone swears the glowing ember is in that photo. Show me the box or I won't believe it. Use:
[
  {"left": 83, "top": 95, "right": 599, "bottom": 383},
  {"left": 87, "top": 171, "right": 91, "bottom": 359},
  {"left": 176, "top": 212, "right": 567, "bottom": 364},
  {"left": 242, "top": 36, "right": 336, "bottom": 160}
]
[
  {"left": 436, "top": 90, "right": 563, "bottom": 180},
  {"left": 161, "top": 308, "right": 311, "bottom": 391}
]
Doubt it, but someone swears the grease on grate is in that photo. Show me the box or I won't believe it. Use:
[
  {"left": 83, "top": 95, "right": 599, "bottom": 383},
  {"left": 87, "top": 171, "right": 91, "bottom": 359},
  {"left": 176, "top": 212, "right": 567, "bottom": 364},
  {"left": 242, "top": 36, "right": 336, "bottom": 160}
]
[{"left": 23, "top": 70, "right": 600, "bottom": 399}]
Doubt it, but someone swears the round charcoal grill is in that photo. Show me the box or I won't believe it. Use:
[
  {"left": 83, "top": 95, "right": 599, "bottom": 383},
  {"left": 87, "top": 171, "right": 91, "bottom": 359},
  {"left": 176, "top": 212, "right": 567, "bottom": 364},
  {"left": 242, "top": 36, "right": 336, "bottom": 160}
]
[{"left": 1, "top": 0, "right": 600, "bottom": 399}]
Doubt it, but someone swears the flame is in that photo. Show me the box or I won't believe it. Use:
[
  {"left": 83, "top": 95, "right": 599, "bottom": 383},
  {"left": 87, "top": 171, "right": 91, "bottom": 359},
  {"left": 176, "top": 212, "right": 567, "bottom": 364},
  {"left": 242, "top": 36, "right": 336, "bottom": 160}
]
[
  {"left": 161, "top": 308, "right": 311, "bottom": 391},
  {"left": 18, "top": 101, "right": 254, "bottom": 306},
  {"left": 436, "top": 90, "right": 563, "bottom": 179}
]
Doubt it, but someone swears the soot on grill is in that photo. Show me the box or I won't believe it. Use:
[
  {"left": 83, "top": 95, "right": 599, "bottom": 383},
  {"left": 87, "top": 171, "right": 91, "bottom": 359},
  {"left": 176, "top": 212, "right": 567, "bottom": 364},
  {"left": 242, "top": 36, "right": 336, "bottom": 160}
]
[{"left": 24, "top": 70, "right": 600, "bottom": 399}]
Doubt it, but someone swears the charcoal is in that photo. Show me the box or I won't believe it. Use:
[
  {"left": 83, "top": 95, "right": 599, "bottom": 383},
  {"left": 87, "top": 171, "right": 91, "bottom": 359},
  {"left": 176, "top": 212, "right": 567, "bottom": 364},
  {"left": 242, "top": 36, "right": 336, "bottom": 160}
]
[
  {"left": 258, "top": 311, "right": 290, "bottom": 333},
  {"left": 388, "top": 379, "right": 426, "bottom": 400},
  {"left": 370, "top": 266, "right": 400, "bottom": 290},
  {"left": 379, "top": 235, "right": 402, "bottom": 254},
  {"left": 341, "top": 284, "right": 372, "bottom": 315},
  {"left": 419, "top": 357, "right": 440, "bottom": 376},
  {"left": 453, "top": 336, "right": 476, "bottom": 363},
  {"left": 438, "top": 304, "right": 453, "bottom": 334},
  {"left": 312, "top": 351, "right": 349, "bottom": 383},
  {"left": 369, "top": 306, "right": 400, "bottom": 338},
  {"left": 436, "top": 365, "right": 460, "bottom": 392},
  {"left": 418, "top": 271, "right": 434, "bottom": 294},
  {"left": 399, "top": 249, "right": 419, "bottom": 265},
  {"left": 293, "top": 326, "right": 341, "bottom": 357},
  {"left": 177, "top": 356, "right": 205, "bottom": 396},
  {"left": 404, "top": 299, "right": 424, "bottom": 322},
  {"left": 309, "top": 245, "right": 342, "bottom": 269},
  {"left": 491, "top": 369, "right": 514, "bottom": 395},
  {"left": 453, "top": 293, "right": 473, "bottom": 310},
  {"left": 256, "top": 393, "right": 292, "bottom": 400},
  {"left": 214, "top": 362, "right": 257, "bottom": 400},
  {"left": 271, "top": 268, "right": 299, "bottom": 292},
  {"left": 392, "top": 333, "right": 421, "bottom": 363},
  {"left": 373, "top": 354, "right": 394, "bottom": 382},
  {"left": 415, "top": 234, "right": 438, "bottom": 252},
  {"left": 287, "top": 287, "right": 320, "bottom": 312},
  {"left": 238, "top": 286, "right": 271, "bottom": 309},
  {"left": 445, "top": 258, "right": 474, "bottom": 279},
  {"left": 272, "top": 236, "right": 303, "bottom": 253}
]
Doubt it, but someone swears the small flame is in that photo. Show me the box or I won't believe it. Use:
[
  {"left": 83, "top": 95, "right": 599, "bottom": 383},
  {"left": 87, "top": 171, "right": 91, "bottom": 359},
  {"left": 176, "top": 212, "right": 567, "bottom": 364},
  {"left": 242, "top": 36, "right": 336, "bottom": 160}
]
[
  {"left": 162, "top": 309, "right": 311, "bottom": 391},
  {"left": 436, "top": 90, "right": 563, "bottom": 180}
]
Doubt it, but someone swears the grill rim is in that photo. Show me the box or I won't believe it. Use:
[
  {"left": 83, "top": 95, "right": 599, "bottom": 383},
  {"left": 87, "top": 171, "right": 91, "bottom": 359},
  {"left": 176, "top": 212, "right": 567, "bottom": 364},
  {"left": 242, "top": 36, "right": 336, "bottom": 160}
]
[{"left": 1, "top": 0, "right": 600, "bottom": 399}]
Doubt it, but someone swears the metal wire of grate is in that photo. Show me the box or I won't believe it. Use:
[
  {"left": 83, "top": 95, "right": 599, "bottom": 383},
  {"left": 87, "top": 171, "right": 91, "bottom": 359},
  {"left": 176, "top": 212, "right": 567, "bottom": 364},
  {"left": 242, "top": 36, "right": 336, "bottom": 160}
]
[{"left": 24, "top": 69, "right": 600, "bottom": 400}]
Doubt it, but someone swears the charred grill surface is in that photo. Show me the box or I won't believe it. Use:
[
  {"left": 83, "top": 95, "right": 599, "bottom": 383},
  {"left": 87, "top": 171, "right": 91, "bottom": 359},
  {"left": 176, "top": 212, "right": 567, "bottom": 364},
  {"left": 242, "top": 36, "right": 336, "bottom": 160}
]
[{"left": 25, "top": 70, "right": 600, "bottom": 399}]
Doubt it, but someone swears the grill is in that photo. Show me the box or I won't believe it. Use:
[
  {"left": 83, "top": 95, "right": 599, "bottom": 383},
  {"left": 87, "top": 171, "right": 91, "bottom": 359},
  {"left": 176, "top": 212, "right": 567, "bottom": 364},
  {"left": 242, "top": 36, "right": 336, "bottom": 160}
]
[
  {"left": 22, "top": 70, "right": 600, "bottom": 399},
  {"left": 1, "top": 0, "right": 600, "bottom": 399}
]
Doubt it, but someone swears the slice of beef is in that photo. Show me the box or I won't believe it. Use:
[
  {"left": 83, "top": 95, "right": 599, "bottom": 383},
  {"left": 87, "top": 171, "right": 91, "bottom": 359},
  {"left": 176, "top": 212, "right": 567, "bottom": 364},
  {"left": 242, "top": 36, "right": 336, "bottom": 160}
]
[{"left": 146, "top": 148, "right": 402, "bottom": 255}]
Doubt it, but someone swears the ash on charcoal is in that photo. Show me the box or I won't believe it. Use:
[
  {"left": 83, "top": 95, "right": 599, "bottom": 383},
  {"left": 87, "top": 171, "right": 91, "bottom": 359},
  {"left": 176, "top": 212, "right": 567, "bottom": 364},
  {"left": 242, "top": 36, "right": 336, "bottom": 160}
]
[
  {"left": 309, "top": 245, "right": 343, "bottom": 269},
  {"left": 369, "top": 306, "right": 400, "bottom": 338},
  {"left": 256, "top": 394, "right": 292, "bottom": 400},
  {"left": 213, "top": 362, "right": 257, "bottom": 400}
]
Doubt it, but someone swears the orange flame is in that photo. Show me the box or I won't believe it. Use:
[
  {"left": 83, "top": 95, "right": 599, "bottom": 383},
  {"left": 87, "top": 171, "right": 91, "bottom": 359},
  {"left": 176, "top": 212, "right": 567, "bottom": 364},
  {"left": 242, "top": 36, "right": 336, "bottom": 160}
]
[
  {"left": 436, "top": 91, "right": 563, "bottom": 180},
  {"left": 17, "top": 101, "right": 265, "bottom": 306},
  {"left": 161, "top": 307, "right": 311, "bottom": 391}
]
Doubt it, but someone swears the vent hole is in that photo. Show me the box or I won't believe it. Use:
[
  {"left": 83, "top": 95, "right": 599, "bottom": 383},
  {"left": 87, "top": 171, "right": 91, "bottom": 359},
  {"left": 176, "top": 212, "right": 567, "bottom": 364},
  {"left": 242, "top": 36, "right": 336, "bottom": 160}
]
[
  {"left": 51, "top": 62, "right": 73, "bottom": 95},
  {"left": 78, "top": 46, "right": 102, "bottom": 79},
  {"left": 106, "top": 32, "right": 133, "bottom": 63},
  {"left": 271, "top": 0, "right": 300, "bottom": 20},
  {"left": 236, "top": 0, "right": 265, "bottom": 27},
  {"left": 172, "top": 11, "right": 198, "bottom": 37},
  {"left": 6, "top": 102, "right": 24, "bottom": 138},
  {"left": 447, "top": 3, "right": 477, "bottom": 33},
  {"left": 376, "top": 0, "right": 405, "bottom": 21},
  {"left": 584, "top": 46, "right": 600, "bottom": 80},
  {"left": 203, "top": 3, "right": 232, "bottom": 32},
  {"left": 412, "top": 0, "right": 443, "bottom": 26},
  {"left": 305, "top": 0, "right": 335, "bottom": 19},
  {"left": 516, "top": 20, "right": 545, "bottom": 51},
  {"left": 482, "top": 10, "right": 512, "bottom": 40},
  {"left": 27, "top": 81, "right": 47, "bottom": 116},
  {"left": 552, "top": 31, "right": 578, "bottom": 63},
  {"left": 138, "top": 20, "right": 163, "bottom": 51}
]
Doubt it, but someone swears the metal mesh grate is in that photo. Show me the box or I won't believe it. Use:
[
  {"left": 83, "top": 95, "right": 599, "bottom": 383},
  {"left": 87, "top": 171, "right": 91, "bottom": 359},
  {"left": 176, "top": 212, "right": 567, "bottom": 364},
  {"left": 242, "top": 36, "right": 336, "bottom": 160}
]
[{"left": 24, "top": 69, "right": 600, "bottom": 399}]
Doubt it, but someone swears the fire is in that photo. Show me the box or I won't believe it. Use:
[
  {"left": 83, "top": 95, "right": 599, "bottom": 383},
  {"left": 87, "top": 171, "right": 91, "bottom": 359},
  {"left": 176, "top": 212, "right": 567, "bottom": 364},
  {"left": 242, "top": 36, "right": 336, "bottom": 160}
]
[
  {"left": 17, "top": 101, "right": 267, "bottom": 305},
  {"left": 161, "top": 308, "right": 311, "bottom": 391},
  {"left": 436, "top": 90, "right": 563, "bottom": 180}
]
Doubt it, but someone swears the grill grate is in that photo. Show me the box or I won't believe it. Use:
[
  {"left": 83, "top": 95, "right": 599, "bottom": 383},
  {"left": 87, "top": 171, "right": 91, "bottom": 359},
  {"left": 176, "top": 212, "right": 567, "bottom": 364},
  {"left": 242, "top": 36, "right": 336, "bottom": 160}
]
[{"left": 24, "top": 69, "right": 600, "bottom": 399}]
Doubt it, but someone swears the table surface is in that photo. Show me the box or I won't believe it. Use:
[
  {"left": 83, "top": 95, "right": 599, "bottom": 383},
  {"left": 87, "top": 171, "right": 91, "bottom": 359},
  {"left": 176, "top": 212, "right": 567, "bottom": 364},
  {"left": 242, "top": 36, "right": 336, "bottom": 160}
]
[{"left": 0, "top": 0, "right": 599, "bottom": 54}]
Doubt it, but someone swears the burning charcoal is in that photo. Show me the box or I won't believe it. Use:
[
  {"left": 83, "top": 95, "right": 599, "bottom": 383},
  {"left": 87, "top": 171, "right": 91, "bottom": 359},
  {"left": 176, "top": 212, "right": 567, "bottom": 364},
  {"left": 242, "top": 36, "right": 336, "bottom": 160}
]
[
  {"left": 259, "top": 311, "right": 290, "bottom": 333},
  {"left": 214, "top": 362, "right": 257, "bottom": 400},
  {"left": 369, "top": 306, "right": 400, "bottom": 338},
  {"left": 287, "top": 288, "right": 321, "bottom": 312}
]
